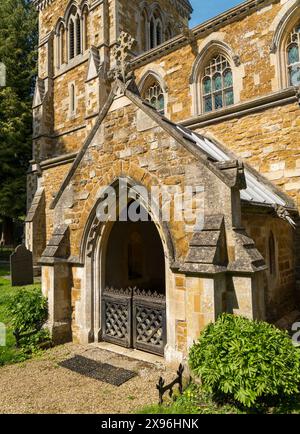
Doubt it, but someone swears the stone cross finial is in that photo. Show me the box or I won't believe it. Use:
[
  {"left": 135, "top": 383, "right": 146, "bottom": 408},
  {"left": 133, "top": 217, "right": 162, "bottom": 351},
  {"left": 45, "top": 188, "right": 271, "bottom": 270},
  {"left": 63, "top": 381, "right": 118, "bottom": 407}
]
[{"left": 108, "top": 32, "right": 136, "bottom": 84}]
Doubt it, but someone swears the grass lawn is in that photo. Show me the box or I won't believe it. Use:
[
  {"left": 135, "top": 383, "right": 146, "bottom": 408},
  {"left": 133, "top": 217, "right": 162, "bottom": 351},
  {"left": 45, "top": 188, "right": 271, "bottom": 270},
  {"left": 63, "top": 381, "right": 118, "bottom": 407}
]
[
  {"left": 138, "top": 384, "right": 242, "bottom": 414},
  {"left": 138, "top": 383, "right": 300, "bottom": 414},
  {"left": 0, "top": 264, "right": 42, "bottom": 366}
]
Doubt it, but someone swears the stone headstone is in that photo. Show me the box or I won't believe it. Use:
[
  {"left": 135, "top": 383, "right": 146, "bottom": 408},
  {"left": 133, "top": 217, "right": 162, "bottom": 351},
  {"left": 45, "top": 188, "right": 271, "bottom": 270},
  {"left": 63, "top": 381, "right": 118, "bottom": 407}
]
[
  {"left": 0, "top": 62, "right": 6, "bottom": 87},
  {"left": 10, "top": 244, "right": 34, "bottom": 287},
  {"left": 0, "top": 322, "right": 6, "bottom": 347}
]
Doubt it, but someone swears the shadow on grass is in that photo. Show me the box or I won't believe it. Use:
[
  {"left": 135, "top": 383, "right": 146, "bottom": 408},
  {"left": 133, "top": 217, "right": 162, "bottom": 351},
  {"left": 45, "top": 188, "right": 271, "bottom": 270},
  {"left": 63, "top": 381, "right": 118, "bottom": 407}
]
[{"left": 137, "top": 384, "right": 300, "bottom": 415}]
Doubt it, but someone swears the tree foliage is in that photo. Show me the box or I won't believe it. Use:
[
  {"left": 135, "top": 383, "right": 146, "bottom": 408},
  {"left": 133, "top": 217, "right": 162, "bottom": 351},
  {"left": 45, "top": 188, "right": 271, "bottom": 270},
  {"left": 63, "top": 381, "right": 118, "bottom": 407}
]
[{"left": 0, "top": 0, "right": 38, "bottom": 219}]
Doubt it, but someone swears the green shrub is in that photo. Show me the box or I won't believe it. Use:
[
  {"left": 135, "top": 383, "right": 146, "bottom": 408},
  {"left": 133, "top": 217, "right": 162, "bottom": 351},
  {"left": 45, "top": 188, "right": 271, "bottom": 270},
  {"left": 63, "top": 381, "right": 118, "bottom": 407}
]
[
  {"left": 7, "top": 288, "right": 49, "bottom": 351},
  {"left": 189, "top": 314, "right": 300, "bottom": 408},
  {"left": 19, "top": 329, "right": 51, "bottom": 353}
]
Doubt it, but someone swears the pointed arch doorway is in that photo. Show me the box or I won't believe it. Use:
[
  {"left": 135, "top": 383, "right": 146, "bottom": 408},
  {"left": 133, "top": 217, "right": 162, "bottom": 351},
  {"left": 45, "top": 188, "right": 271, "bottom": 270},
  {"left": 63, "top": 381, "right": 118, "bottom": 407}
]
[{"left": 101, "top": 203, "right": 167, "bottom": 356}]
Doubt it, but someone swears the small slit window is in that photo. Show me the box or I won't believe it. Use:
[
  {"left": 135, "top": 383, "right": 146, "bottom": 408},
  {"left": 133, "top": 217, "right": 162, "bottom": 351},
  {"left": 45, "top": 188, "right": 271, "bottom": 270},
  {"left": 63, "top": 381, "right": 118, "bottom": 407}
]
[
  {"left": 268, "top": 231, "right": 276, "bottom": 276},
  {"left": 82, "top": 7, "right": 89, "bottom": 51},
  {"left": 57, "top": 23, "right": 65, "bottom": 68},
  {"left": 70, "top": 84, "right": 75, "bottom": 114}
]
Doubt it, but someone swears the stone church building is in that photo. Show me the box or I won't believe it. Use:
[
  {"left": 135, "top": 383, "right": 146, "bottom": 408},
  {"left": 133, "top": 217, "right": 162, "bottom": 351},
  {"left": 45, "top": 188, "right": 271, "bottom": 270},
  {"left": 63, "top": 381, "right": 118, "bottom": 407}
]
[{"left": 27, "top": 0, "right": 300, "bottom": 364}]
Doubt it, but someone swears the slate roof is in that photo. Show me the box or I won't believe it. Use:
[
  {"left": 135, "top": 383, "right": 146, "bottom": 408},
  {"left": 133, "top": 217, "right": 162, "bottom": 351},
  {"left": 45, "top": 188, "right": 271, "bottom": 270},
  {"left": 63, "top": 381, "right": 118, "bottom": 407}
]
[{"left": 176, "top": 125, "right": 292, "bottom": 208}]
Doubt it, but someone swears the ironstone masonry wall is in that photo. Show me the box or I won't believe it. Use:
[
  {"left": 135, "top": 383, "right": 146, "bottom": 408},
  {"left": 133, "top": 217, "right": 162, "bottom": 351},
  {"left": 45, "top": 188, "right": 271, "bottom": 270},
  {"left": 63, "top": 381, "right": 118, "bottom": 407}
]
[{"left": 242, "top": 212, "right": 295, "bottom": 321}]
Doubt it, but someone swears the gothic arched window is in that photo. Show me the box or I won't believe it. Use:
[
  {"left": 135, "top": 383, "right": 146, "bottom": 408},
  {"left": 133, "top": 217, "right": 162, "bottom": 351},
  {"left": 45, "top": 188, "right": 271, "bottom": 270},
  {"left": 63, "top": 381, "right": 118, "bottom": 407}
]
[
  {"left": 143, "top": 79, "right": 165, "bottom": 114},
  {"left": 69, "top": 18, "right": 75, "bottom": 59},
  {"left": 82, "top": 6, "right": 89, "bottom": 51},
  {"left": 202, "top": 54, "right": 234, "bottom": 113},
  {"left": 141, "top": 10, "right": 148, "bottom": 51},
  {"left": 268, "top": 231, "right": 276, "bottom": 276},
  {"left": 286, "top": 22, "right": 300, "bottom": 86},
  {"left": 57, "top": 22, "right": 65, "bottom": 68},
  {"left": 149, "top": 10, "right": 164, "bottom": 49},
  {"left": 76, "top": 15, "right": 81, "bottom": 55},
  {"left": 156, "top": 20, "right": 163, "bottom": 46},
  {"left": 68, "top": 7, "right": 82, "bottom": 60},
  {"left": 150, "top": 17, "right": 155, "bottom": 49}
]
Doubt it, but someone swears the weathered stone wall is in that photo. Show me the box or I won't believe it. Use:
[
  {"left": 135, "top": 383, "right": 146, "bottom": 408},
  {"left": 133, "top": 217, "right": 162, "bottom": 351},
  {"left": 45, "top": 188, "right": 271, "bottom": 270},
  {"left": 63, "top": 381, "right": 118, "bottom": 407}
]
[
  {"left": 116, "top": 0, "right": 189, "bottom": 51},
  {"left": 242, "top": 211, "right": 295, "bottom": 322},
  {"left": 135, "top": 0, "right": 286, "bottom": 121},
  {"left": 56, "top": 101, "right": 233, "bottom": 261},
  {"left": 42, "top": 162, "right": 73, "bottom": 240}
]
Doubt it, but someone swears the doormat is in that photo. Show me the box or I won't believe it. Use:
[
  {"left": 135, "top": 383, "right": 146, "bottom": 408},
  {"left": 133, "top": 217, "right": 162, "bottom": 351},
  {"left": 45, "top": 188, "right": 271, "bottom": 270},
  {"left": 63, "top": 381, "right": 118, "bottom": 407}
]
[{"left": 59, "top": 355, "right": 137, "bottom": 386}]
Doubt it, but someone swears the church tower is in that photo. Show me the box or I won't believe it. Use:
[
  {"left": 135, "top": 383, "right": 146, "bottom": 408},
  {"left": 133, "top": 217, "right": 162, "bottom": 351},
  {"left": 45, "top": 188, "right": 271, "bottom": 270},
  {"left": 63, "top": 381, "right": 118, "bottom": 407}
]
[{"left": 31, "top": 0, "right": 193, "bottom": 160}]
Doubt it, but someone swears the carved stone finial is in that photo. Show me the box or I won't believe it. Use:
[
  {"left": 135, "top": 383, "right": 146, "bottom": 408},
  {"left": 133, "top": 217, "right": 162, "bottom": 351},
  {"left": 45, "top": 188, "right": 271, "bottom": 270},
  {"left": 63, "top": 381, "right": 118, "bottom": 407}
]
[
  {"left": 274, "top": 205, "right": 296, "bottom": 229},
  {"left": 108, "top": 32, "right": 136, "bottom": 84},
  {"left": 179, "top": 23, "right": 195, "bottom": 43}
]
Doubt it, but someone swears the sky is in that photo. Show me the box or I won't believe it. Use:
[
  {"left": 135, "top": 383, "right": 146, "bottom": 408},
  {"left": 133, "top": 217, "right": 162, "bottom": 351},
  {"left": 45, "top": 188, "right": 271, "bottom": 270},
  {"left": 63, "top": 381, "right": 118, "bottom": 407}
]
[{"left": 190, "top": 0, "right": 244, "bottom": 27}]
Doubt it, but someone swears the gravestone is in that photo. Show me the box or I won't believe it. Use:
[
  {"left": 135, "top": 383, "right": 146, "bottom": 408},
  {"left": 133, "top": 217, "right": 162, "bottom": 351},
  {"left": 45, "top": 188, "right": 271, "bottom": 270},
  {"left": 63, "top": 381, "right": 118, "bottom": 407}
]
[
  {"left": 0, "top": 62, "right": 6, "bottom": 87},
  {"left": 10, "top": 244, "right": 34, "bottom": 287},
  {"left": 0, "top": 322, "right": 5, "bottom": 347}
]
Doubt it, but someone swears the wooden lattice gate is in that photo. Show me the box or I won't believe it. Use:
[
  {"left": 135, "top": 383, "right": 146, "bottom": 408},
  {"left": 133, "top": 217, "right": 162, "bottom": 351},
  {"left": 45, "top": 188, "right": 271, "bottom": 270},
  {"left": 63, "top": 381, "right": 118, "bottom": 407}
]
[{"left": 102, "top": 287, "right": 166, "bottom": 356}]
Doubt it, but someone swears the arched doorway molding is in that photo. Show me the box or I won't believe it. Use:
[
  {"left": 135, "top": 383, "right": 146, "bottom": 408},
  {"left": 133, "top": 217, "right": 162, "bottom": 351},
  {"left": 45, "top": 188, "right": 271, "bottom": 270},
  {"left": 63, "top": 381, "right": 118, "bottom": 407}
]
[{"left": 79, "top": 176, "right": 175, "bottom": 353}]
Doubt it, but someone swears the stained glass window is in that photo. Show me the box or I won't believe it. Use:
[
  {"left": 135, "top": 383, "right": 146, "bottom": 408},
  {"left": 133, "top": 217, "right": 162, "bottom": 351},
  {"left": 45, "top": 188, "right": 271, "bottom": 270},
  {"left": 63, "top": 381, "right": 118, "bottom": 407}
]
[
  {"left": 287, "top": 23, "right": 300, "bottom": 86},
  {"left": 144, "top": 81, "right": 165, "bottom": 114},
  {"left": 202, "top": 55, "right": 234, "bottom": 113}
]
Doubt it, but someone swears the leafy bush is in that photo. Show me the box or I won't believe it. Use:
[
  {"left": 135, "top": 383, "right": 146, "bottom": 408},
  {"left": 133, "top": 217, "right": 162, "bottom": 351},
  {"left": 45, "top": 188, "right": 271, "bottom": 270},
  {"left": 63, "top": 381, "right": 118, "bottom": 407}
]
[
  {"left": 18, "top": 329, "right": 51, "bottom": 353},
  {"left": 7, "top": 288, "right": 49, "bottom": 351},
  {"left": 189, "top": 314, "right": 300, "bottom": 408}
]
